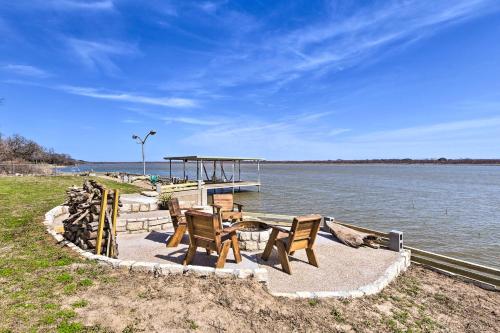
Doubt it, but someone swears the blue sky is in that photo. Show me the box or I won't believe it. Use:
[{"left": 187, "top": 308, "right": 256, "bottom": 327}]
[{"left": 1, "top": 0, "right": 500, "bottom": 161}]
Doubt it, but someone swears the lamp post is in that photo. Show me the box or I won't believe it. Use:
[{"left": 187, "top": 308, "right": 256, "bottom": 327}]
[{"left": 132, "top": 130, "right": 156, "bottom": 175}]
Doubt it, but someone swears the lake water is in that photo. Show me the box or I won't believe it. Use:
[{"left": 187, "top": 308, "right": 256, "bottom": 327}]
[{"left": 64, "top": 163, "right": 500, "bottom": 268}]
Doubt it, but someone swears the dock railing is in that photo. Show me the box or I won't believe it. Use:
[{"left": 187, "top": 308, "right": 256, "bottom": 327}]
[
  {"left": 244, "top": 212, "right": 500, "bottom": 291},
  {"left": 159, "top": 182, "right": 199, "bottom": 192}
]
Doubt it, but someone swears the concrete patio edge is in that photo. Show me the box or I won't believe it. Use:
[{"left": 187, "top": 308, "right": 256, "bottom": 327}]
[{"left": 269, "top": 249, "right": 411, "bottom": 299}]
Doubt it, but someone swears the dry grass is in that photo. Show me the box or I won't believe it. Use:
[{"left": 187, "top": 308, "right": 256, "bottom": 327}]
[{"left": 59, "top": 264, "right": 498, "bottom": 333}]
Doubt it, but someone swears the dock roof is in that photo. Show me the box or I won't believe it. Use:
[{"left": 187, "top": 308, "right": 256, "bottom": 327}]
[{"left": 163, "top": 155, "right": 264, "bottom": 161}]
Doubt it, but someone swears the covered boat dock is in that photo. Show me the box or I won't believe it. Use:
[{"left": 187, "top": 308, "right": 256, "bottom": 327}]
[{"left": 163, "top": 155, "right": 264, "bottom": 192}]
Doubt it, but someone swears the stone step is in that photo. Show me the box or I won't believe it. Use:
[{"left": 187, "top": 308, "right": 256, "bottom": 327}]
[
  {"left": 120, "top": 202, "right": 159, "bottom": 213},
  {"left": 118, "top": 210, "right": 170, "bottom": 222},
  {"left": 120, "top": 194, "right": 159, "bottom": 213},
  {"left": 117, "top": 210, "right": 171, "bottom": 233}
]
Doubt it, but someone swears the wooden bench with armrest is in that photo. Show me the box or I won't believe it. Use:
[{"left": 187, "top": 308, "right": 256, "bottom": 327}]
[
  {"left": 211, "top": 194, "right": 244, "bottom": 222},
  {"left": 261, "top": 214, "right": 322, "bottom": 274},
  {"left": 183, "top": 210, "right": 242, "bottom": 268},
  {"left": 165, "top": 197, "right": 204, "bottom": 247}
]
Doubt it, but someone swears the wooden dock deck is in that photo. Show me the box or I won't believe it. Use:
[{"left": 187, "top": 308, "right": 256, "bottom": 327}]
[{"left": 204, "top": 180, "right": 261, "bottom": 190}]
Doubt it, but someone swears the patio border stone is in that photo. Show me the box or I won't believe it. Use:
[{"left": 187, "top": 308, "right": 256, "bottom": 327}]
[{"left": 44, "top": 204, "right": 410, "bottom": 298}]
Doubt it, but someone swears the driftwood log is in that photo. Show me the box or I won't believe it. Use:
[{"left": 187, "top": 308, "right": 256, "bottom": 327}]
[{"left": 325, "top": 220, "right": 380, "bottom": 249}]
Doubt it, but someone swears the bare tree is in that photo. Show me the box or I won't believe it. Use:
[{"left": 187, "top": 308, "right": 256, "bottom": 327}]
[{"left": 0, "top": 133, "right": 75, "bottom": 165}]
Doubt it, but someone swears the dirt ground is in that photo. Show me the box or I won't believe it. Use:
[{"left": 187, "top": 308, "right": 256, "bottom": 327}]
[{"left": 64, "top": 264, "right": 499, "bottom": 333}]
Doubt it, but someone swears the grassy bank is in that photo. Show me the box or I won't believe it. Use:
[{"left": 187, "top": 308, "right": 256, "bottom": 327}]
[
  {"left": 0, "top": 176, "right": 498, "bottom": 332},
  {"left": 0, "top": 176, "right": 139, "bottom": 332}
]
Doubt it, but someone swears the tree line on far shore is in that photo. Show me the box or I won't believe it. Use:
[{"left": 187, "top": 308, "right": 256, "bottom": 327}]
[
  {"left": 262, "top": 158, "right": 500, "bottom": 164},
  {"left": 0, "top": 133, "right": 76, "bottom": 165}
]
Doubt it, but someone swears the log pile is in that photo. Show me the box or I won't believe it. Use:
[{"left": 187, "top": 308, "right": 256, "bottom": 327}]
[{"left": 62, "top": 180, "right": 120, "bottom": 257}]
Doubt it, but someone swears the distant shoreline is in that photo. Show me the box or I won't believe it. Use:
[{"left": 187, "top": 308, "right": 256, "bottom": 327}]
[{"left": 78, "top": 159, "right": 500, "bottom": 165}]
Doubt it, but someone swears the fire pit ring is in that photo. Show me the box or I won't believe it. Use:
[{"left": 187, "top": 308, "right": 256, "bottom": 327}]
[{"left": 232, "top": 221, "right": 271, "bottom": 252}]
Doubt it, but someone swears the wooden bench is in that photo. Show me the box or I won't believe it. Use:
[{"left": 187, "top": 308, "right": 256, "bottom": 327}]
[
  {"left": 261, "top": 214, "right": 322, "bottom": 274},
  {"left": 211, "top": 194, "right": 244, "bottom": 222},
  {"left": 165, "top": 197, "right": 186, "bottom": 247},
  {"left": 183, "top": 210, "right": 242, "bottom": 269}
]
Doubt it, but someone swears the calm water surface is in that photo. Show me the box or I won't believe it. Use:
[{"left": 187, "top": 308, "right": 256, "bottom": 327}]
[{"left": 66, "top": 163, "right": 500, "bottom": 268}]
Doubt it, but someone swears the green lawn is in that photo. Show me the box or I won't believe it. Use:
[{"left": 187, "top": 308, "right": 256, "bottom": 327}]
[{"left": 0, "top": 176, "right": 140, "bottom": 333}]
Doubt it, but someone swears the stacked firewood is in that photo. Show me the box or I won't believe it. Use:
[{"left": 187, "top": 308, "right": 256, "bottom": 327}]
[{"left": 62, "top": 180, "right": 120, "bottom": 257}]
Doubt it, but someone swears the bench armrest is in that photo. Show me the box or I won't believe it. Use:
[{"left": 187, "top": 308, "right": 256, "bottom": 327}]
[
  {"left": 210, "top": 204, "right": 222, "bottom": 213},
  {"left": 269, "top": 225, "right": 290, "bottom": 234},
  {"left": 222, "top": 225, "right": 240, "bottom": 233},
  {"left": 233, "top": 202, "right": 244, "bottom": 212},
  {"left": 186, "top": 206, "right": 204, "bottom": 211}
]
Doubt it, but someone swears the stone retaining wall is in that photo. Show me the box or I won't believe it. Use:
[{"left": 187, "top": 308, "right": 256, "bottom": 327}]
[{"left": 117, "top": 214, "right": 171, "bottom": 234}]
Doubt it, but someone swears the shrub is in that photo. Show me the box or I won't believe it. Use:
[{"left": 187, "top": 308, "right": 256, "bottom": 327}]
[{"left": 158, "top": 191, "right": 173, "bottom": 209}]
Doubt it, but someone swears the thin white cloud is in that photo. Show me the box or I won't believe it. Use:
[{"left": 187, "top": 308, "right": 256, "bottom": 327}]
[
  {"left": 60, "top": 86, "right": 197, "bottom": 108},
  {"left": 48, "top": 0, "right": 114, "bottom": 11},
  {"left": 295, "top": 111, "right": 335, "bottom": 122},
  {"left": 122, "top": 119, "right": 142, "bottom": 124},
  {"left": 65, "top": 38, "right": 137, "bottom": 75},
  {"left": 164, "top": 116, "right": 220, "bottom": 126},
  {"left": 181, "top": 116, "right": 500, "bottom": 159},
  {"left": 280, "top": 0, "right": 495, "bottom": 74},
  {"left": 456, "top": 99, "right": 500, "bottom": 112},
  {"left": 2, "top": 64, "right": 50, "bottom": 78},
  {"left": 353, "top": 117, "right": 500, "bottom": 142},
  {"left": 199, "top": 2, "right": 219, "bottom": 14},
  {"left": 327, "top": 128, "right": 351, "bottom": 136},
  {"left": 182, "top": 0, "right": 498, "bottom": 93}
]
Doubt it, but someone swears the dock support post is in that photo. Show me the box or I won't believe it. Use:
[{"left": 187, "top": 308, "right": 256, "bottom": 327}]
[
  {"left": 196, "top": 160, "right": 200, "bottom": 183},
  {"left": 238, "top": 161, "right": 241, "bottom": 192},
  {"left": 197, "top": 160, "right": 203, "bottom": 205},
  {"left": 232, "top": 161, "right": 235, "bottom": 195},
  {"left": 198, "top": 161, "right": 203, "bottom": 182},
  {"left": 257, "top": 161, "right": 261, "bottom": 192}
]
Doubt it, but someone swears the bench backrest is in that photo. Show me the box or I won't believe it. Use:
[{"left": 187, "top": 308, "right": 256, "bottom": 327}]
[
  {"left": 185, "top": 210, "right": 222, "bottom": 244},
  {"left": 287, "top": 214, "right": 322, "bottom": 252},
  {"left": 167, "top": 197, "right": 182, "bottom": 228},
  {"left": 213, "top": 194, "right": 234, "bottom": 212}
]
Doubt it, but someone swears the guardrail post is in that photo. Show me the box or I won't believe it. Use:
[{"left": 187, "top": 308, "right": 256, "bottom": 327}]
[{"left": 389, "top": 230, "right": 403, "bottom": 252}]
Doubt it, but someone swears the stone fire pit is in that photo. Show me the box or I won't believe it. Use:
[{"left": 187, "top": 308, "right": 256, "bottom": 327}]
[{"left": 233, "top": 221, "right": 271, "bottom": 252}]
